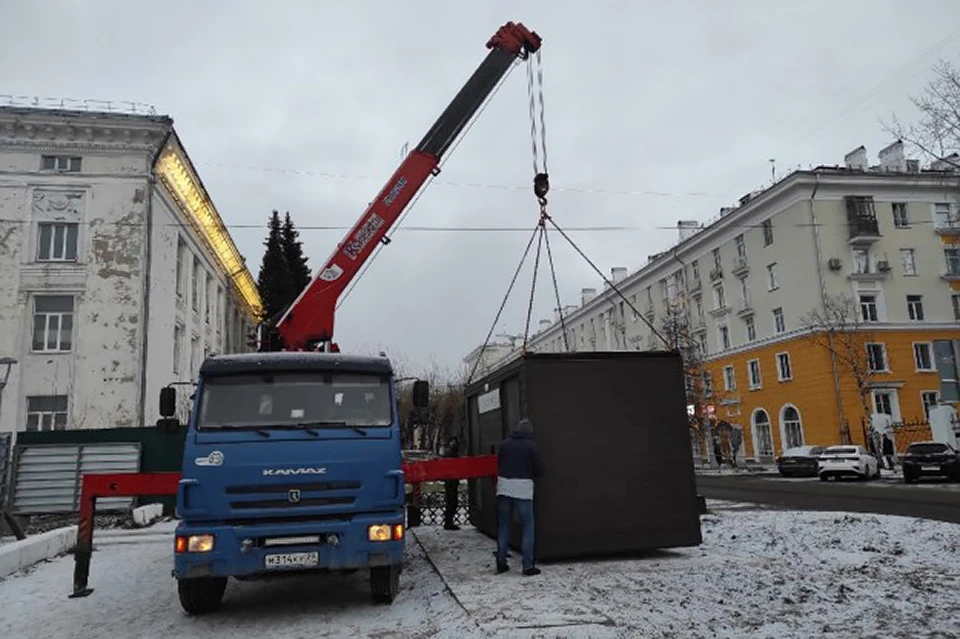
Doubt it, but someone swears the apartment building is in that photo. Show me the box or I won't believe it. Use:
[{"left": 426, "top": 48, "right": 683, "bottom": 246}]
[
  {"left": 483, "top": 141, "right": 960, "bottom": 460},
  {"left": 0, "top": 104, "right": 262, "bottom": 437}
]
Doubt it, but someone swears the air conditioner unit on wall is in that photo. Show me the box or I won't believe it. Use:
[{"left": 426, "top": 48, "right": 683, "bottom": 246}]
[{"left": 828, "top": 258, "right": 842, "bottom": 271}]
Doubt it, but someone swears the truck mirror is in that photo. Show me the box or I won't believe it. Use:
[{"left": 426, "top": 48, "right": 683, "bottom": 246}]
[
  {"left": 412, "top": 380, "right": 429, "bottom": 408},
  {"left": 156, "top": 417, "right": 180, "bottom": 434},
  {"left": 159, "top": 386, "right": 176, "bottom": 417}
]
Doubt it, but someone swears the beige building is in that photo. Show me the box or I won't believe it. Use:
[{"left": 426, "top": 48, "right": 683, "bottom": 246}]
[{"left": 475, "top": 142, "right": 960, "bottom": 457}]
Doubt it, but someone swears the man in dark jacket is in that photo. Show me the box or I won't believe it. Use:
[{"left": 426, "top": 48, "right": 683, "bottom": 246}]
[
  {"left": 442, "top": 435, "right": 460, "bottom": 531},
  {"left": 495, "top": 418, "right": 544, "bottom": 576}
]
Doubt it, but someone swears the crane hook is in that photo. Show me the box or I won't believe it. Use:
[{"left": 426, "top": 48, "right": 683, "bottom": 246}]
[{"left": 533, "top": 172, "right": 549, "bottom": 206}]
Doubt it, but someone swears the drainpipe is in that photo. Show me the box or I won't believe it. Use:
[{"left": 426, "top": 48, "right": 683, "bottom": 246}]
[
  {"left": 138, "top": 127, "right": 173, "bottom": 427},
  {"left": 809, "top": 174, "right": 849, "bottom": 444}
]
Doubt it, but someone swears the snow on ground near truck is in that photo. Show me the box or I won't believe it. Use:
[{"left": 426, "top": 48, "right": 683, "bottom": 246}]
[{"left": 1, "top": 503, "right": 959, "bottom": 638}]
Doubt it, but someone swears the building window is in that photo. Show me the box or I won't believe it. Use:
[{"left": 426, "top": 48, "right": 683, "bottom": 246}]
[
  {"left": 723, "top": 365, "right": 736, "bottom": 391},
  {"left": 762, "top": 219, "right": 773, "bottom": 246},
  {"left": 766, "top": 263, "right": 779, "bottom": 290},
  {"left": 713, "top": 284, "right": 726, "bottom": 309},
  {"left": 892, "top": 202, "right": 909, "bottom": 228},
  {"left": 176, "top": 237, "right": 186, "bottom": 298},
  {"left": 866, "top": 343, "right": 887, "bottom": 372},
  {"left": 173, "top": 323, "right": 184, "bottom": 374},
  {"left": 907, "top": 295, "right": 924, "bottom": 321},
  {"left": 921, "top": 391, "right": 940, "bottom": 420},
  {"left": 205, "top": 274, "right": 213, "bottom": 324},
  {"left": 37, "top": 222, "right": 79, "bottom": 261},
  {"left": 772, "top": 307, "right": 785, "bottom": 334},
  {"left": 782, "top": 406, "right": 804, "bottom": 449},
  {"left": 691, "top": 260, "right": 700, "bottom": 284},
  {"left": 776, "top": 352, "right": 793, "bottom": 381},
  {"left": 25, "top": 395, "right": 68, "bottom": 431},
  {"left": 872, "top": 390, "right": 900, "bottom": 421},
  {"left": 695, "top": 295, "right": 704, "bottom": 322},
  {"left": 703, "top": 372, "right": 713, "bottom": 397},
  {"left": 192, "top": 257, "right": 202, "bottom": 311},
  {"left": 914, "top": 342, "right": 934, "bottom": 371},
  {"left": 735, "top": 234, "right": 746, "bottom": 260},
  {"left": 900, "top": 249, "right": 916, "bottom": 276},
  {"left": 748, "top": 359, "right": 762, "bottom": 389},
  {"left": 718, "top": 325, "right": 731, "bottom": 350},
  {"left": 697, "top": 333, "right": 708, "bottom": 357},
  {"left": 752, "top": 409, "right": 774, "bottom": 457},
  {"left": 32, "top": 295, "right": 74, "bottom": 352},
  {"left": 935, "top": 202, "right": 958, "bottom": 230},
  {"left": 40, "top": 155, "right": 81, "bottom": 172},
  {"left": 859, "top": 294, "right": 879, "bottom": 322},
  {"left": 712, "top": 248, "right": 722, "bottom": 272},
  {"left": 217, "top": 287, "right": 224, "bottom": 333},
  {"left": 190, "top": 335, "right": 200, "bottom": 375},
  {"left": 953, "top": 294, "right": 960, "bottom": 321},
  {"left": 745, "top": 316, "right": 756, "bottom": 342},
  {"left": 945, "top": 248, "right": 960, "bottom": 275},
  {"left": 739, "top": 276, "right": 750, "bottom": 305}
]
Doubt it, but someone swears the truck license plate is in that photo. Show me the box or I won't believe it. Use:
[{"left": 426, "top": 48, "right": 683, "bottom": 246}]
[{"left": 265, "top": 552, "right": 319, "bottom": 570}]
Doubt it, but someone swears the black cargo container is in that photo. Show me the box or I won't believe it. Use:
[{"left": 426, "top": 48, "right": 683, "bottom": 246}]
[{"left": 464, "top": 351, "right": 702, "bottom": 560}]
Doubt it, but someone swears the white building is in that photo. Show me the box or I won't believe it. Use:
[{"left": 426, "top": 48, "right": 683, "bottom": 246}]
[{"left": 0, "top": 104, "right": 262, "bottom": 437}]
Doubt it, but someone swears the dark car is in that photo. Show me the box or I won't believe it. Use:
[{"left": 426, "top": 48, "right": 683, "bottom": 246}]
[
  {"left": 776, "top": 445, "right": 826, "bottom": 477},
  {"left": 901, "top": 441, "right": 960, "bottom": 483}
]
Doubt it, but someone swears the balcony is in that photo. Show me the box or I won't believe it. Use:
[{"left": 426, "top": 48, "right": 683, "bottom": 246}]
[
  {"left": 709, "top": 266, "right": 723, "bottom": 281},
  {"left": 941, "top": 270, "right": 960, "bottom": 282},
  {"left": 849, "top": 261, "right": 892, "bottom": 281},
  {"left": 708, "top": 303, "right": 731, "bottom": 318},
  {"left": 732, "top": 256, "right": 749, "bottom": 277},
  {"left": 736, "top": 297, "right": 754, "bottom": 318},
  {"left": 935, "top": 217, "right": 960, "bottom": 236},
  {"left": 845, "top": 196, "right": 882, "bottom": 244}
]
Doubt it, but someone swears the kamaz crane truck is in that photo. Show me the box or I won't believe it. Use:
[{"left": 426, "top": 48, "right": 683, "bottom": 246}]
[{"left": 161, "top": 21, "right": 542, "bottom": 615}]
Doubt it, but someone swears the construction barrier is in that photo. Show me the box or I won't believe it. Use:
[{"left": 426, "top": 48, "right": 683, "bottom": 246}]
[{"left": 69, "top": 456, "right": 499, "bottom": 598}]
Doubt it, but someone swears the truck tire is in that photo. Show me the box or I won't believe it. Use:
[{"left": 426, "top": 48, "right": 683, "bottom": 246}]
[
  {"left": 370, "top": 565, "right": 400, "bottom": 604},
  {"left": 178, "top": 576, "right": 227, "bottom": 615}
]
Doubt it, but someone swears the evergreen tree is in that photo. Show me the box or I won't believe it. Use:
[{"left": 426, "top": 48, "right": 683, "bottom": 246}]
[
  {"left": 281, "top": 211, "right": 312, "bottom": 295},
  {"left": 256, "top": 210, "right": 295, "bottom": 324}
]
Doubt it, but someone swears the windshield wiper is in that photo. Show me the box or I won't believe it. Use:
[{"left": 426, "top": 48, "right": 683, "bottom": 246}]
[
  {"left": 294, "top": 420, "right": 368, "bottom": 436},
  {"left": 203, "top": 424, "right": 271, "bottom": 438}
]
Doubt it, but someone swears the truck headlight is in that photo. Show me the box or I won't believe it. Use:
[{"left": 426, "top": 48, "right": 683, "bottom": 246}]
[
  {"left": 176, "top": 534, "right": 215, "bottom": 553},
  {"left": 367, "top": 524, "right": 404, "bottom": 542}
]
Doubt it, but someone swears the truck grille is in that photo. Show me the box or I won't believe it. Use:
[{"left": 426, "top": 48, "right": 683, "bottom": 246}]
[{"left": 225, "top": 481, "right": 363, "bottom": 512}]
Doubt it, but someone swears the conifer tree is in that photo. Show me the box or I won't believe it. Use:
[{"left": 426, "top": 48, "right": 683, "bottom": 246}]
[
  {"left": 281, "top": 211, "right": 312, "bottom": 295},
  {"left": 256, "top": 210, "right": 295, "bottom": 324}
]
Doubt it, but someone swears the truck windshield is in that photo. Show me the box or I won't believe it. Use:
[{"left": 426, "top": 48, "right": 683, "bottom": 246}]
[{"left": 198, "top": 371, "right": 393, "bottom": 430}]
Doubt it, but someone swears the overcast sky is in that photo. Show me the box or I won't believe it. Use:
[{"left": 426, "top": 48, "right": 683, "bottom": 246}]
[{"left": 3, "top": 1, "right": 960, "bottom": 376}]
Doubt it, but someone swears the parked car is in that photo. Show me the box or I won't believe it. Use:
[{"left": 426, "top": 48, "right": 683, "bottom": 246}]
[
  {"left": 901, "top": 441, "right": 960, "bottom": 483},
  {"left": 818, "top": 445, "right": 880, "bottom": 481},
  {"left": 776, "top": 445, "right": 826, "bottom": 477}
]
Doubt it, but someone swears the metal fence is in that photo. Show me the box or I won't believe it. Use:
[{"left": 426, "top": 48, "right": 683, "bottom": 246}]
[
  {"left": 0, "top": 433, "right": 11, "bottom": 509},
  {"left": 407, "top": 481, "right": 470, "bottom": 527},
  {"left": 10, "top": 443, "right": 141, "bottom": 514}
]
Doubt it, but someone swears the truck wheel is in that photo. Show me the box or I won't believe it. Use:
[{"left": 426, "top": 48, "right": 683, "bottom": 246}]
[
  {"left": 177, "top": 576, "right": 227, "bottom": 615},
  {"left": 370, "top": 565, "right": 400, "bottom": 604}
]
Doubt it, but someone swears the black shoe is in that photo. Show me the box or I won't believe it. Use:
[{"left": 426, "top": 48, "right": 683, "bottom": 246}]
[
  {"left": 444, "top": 524, "right": 460, "bottom": 531},
  {"left": 523, "top": 566, "right": 541, "bottom": 576},
  {"left": 496, "top": 562, "right": 509, "bottom": 574}
]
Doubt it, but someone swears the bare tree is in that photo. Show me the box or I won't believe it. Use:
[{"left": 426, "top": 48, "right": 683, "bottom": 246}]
[
  {"left": 657, "top": 299, "right": 719, "bottom": 465},
  {"left": 883, "top": 59, "right": 960, "bottom": 168},
  {"left": 397, "top": 358, "right": 465, "bottom": 453},
  {"left": 800, "top": 293, "right": 875, "bottom": 443}
]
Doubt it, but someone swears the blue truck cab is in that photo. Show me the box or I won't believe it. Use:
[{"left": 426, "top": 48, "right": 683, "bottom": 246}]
[{"left": 158, "top": 351, "right": 428, "bottom": 615}]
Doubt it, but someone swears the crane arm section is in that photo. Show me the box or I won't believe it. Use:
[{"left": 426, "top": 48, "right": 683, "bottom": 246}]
[{"left": 276, "top": 22, "right": 542, "bottom": 350}]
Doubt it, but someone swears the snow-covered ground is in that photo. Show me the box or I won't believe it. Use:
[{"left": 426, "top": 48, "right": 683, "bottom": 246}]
[{"left": 1, "top": 503, "right": 959, "bottom": 638}]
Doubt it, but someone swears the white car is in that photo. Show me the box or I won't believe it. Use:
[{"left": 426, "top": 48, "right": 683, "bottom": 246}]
[{"left": 818, "top": 445, "right": 880, "bottom": 481}]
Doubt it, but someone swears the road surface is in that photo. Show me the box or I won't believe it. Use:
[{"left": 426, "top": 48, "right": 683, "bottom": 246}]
[{"left": 697, "top": 473, "right": 960, "bottom": 524}]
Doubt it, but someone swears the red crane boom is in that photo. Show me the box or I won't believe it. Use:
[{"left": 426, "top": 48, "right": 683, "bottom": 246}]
[{"left": 275, "top": 22, "right": 542, "bottom": 351}]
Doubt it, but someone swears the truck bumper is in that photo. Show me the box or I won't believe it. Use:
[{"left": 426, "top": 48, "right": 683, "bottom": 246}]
[{"left": 172, "top": 511, "right": 405, "bottom": 579}]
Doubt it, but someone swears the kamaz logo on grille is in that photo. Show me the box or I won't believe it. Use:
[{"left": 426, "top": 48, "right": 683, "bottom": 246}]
[{"left": 262, "top": 467, "right": 327, "bottom": 477}]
